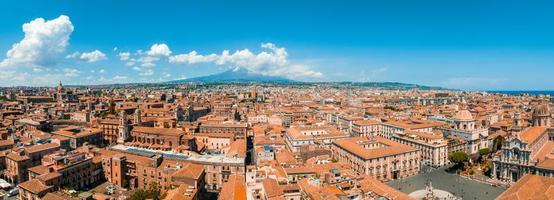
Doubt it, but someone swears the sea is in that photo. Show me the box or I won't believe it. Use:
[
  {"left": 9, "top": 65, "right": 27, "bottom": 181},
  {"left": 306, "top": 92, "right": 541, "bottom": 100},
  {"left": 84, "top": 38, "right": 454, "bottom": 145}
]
[{"left": 487, "top": 91, "right": 554, "bottom": 96}]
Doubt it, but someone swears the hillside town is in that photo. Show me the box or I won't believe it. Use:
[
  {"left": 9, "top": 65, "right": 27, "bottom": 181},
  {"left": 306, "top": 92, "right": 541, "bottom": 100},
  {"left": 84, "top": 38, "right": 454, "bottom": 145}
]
[{"left": 0, "top": 82, "right": 552, "bottom": 200}]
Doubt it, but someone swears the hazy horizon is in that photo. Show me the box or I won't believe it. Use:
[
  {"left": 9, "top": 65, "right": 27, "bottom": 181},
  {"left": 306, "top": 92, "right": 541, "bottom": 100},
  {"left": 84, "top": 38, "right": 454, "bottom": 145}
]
[{"left": 1, "top": 0, "right": 554, "bottom": 90}]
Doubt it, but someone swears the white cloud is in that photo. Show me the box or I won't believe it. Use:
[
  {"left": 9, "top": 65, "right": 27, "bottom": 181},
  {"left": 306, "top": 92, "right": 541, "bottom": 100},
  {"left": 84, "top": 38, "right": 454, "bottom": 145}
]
[
  {"left": 125, "top": 61, "right": 135, "bottom": 66},
  {"left": 118, "top": 52, "right": 131, "bottom": 61},
  {"left": 138, "top": 56, "right": 159, "bottom": 67},
  {"left": 79, "top": 50, "right": 106, "bottom": 62},
  {"left": 112, "top": 75, "right": 128, "bottom": 80},
  {"left": 65, "top": 51, "right": 80, "bottom": 59},
  {"left": 147, "top": 43, "right": 171, "bottom": 57},
  {"left": 168, "top": 43, "right": 321, "bottom": 78},
  {"left": 66, "top": 50, "right": 106, "bottom": 62},
  {"left": 141, "top": 62, "right": 156, "bottom": 67},
  {"left": 169, "top": 51, "right": 218, "bottom": 64},
  {"left": 98, "top": 69, "right": 105, "bottom": 73},
  {"left": 0, "top": 15, "right": 74, "bottom": 68},
  {"left": 63, "top": 68, "right": 81, "bottom": 77}
]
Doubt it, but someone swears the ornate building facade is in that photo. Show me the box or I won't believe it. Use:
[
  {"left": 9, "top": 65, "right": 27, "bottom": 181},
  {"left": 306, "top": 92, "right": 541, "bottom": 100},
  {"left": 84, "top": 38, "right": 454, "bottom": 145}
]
[{"left": 492, "top": 103, "right": 554, "bottom": 183}]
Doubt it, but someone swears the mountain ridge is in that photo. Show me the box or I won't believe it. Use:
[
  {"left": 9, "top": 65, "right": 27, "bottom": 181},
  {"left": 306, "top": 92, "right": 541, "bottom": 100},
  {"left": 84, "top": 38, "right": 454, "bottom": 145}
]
[
  {"left": 164, "top": 68, "right": 446, "bottom": 90},
  {"left": 166, "top": 67, "right": 295, "bottom": 84}
]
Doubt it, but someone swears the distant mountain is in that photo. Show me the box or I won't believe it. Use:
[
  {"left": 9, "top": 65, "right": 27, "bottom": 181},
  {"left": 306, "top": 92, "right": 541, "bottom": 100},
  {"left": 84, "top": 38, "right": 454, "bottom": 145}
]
[
  {"left": 335, "top": 81, "right": 447, "bottom": 90},
  {"left": 167, "top": 67, "right": 295, "bottom": 83}
]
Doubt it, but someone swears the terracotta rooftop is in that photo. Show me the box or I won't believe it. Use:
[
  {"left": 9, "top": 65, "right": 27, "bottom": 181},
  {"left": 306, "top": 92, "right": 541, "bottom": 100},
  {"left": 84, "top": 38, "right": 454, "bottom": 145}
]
[
  {"left": 43, "top": 192, "right": 71, "bottom": 200},
  {"left": 132, "top": 126, "right": 185, "bottom": 136},
  {"left": 6, "top": 152, "right": 29, "bottom": 161},
  {"left": 227, "top": 139, "right": 246, "bottom": 158},
  {"left": 201, "top": 123, "right": 248, "bottom": 128},
  {"left": 172, "top": 163, "right": 205, "bottom": 180},
  {"left": 18, "top": 179, "right": 52, "bottom": 194},
  {"left": 0, "top": 139, "right": 14, "bottom": 147},
  {"left": 195, "top": 132, "right": 234, "bottom": 138},
  {"left": 25, "top": 142, "right": 60, "bottom": 154},
  {"left": 262, "top": 178, "right": 283, "bottom": 198},
  {"left": 358, "top": 175, "right": 414, "bottom": 200},
  {"left": 333, "top": 136, "right": 418, "bottom": 160},
  {"left": 98, "top": 148, "right": 152, "bottom": 166},
  {"left": 53, "top": 126, "right": 103, "bottom": 138},
  {"left": 28, "top": 165, "right": 51, "bottom": 175},
  {"left": 537, "top": 158, "right": 554, "bottom": 170},
  {"left": 37, "top": 172, "right": 62, "bottom": 182},
  {"left": 353, "top": 119, "right": 380, "bottom": 126},
  {"left": 496, "top": 174, "right": 554, "bottom": 200},
  {"left": 297, "top": 178, "right": 341, "bottom": 200},
  {"left": 287, "top": 126, "right": 349, "bottom": 141},
  {"left": 163, "top": 183, "right": 197, "bottom": 200},
  {"left": 275, "top": 150, "right": 296, "bottom": 164},
  {"left": 519, "top": 127, "right": 548, "bottom": 144},
  {"left": 218, "top": 174, "right": 246, "bottom": 200},
  {"left": 385, "top": 119, "right": 445, "bottom": 130}
]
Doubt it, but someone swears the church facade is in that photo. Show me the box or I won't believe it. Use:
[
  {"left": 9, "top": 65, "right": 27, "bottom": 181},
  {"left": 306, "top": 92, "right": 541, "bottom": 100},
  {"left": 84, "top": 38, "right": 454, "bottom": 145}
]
[{"left": 492, "top": 103, "right": 554, "bottom": 183}]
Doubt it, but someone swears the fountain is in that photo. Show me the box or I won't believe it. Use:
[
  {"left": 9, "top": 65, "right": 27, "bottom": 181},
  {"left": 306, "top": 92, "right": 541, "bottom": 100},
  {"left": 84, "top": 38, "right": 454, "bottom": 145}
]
[{"left": 409, "top": 181, "right": 461, "bottom": 200}]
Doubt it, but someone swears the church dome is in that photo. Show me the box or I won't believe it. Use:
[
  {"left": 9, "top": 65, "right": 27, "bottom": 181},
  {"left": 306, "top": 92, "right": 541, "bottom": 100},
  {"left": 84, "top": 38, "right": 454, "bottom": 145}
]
[
  {"left": 454, "top": 110, "right": 473, "bottom": 121},
  {"left": 533, "top": 104, "right": 551, "bottom": 116}
]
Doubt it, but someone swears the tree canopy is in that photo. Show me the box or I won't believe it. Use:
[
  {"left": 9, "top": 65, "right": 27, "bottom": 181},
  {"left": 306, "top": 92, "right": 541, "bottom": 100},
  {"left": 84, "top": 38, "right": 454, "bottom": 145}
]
[
  {"left": 449, "top": 151, "right": 469, "bottom": 165},
  {"left": 479, "top": 148, "right": 490, "bottom": 156},
  {"left": 128, "top": 181, "right": 162, "bottom": 200}
]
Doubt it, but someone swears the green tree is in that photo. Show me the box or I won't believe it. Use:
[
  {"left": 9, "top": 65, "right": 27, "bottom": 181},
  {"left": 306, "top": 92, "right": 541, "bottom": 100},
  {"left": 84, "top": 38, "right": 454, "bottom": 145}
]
[
  {"left": 449, "top": 151, "right": 469, "bottom": 169},
  {"left": 127, "top": 189, "right": 149, "bottom": 200},
  {"left": 479, "top": 148, "right": 491, "bottom": 161},
  {"left": 127, "top": 182, "right": 162, "bottom": 200},
  {"left": 479, "top": 148, "right": 490, "bottom": 156},
  {"left": 147, "top": 181, "right": 161, "bottom": 200}
]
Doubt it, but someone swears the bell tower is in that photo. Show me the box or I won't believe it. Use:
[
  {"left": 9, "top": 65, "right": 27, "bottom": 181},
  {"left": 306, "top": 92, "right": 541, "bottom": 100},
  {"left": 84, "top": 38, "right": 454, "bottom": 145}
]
[
  {"left": 134, "top": 109, "right": 142, "bottom": 125},
  {"left": 117, "top": 110, "right": 130, "bottom": 144}
]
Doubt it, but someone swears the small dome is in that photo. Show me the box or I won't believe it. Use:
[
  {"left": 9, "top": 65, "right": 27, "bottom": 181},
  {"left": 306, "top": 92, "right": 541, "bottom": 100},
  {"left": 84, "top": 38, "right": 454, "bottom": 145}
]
[
  {"left": 454, "top": 110, "right": 473, "bottom": 121},
  {"left": 533, "top": 104, "right": 551, "bottom": 116}
]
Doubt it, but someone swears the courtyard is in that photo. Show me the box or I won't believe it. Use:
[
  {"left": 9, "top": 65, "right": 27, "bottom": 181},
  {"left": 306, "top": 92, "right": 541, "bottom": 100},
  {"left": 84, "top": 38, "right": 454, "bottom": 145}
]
[{"left": 387, "top": 165, "right": 506, "bottom": 200}]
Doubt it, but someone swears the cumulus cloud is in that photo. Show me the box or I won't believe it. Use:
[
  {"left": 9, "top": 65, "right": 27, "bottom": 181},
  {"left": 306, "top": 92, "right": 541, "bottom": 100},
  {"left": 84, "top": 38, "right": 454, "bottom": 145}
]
[
  {"left": 65, "top": 51, "right": 80, "bottom": 59},
  {"left": 168, "top": 43, "right": 321, "bottom": 78},
  {"left": 138, "top": 56, "right": 159, "bottom": 67},
  {"left": 79, "top": 50, "right": 106, "bottom": 62},
  {"left": 0, "top": 15, "right": 74, "bottom": 68},
  {"left": 169, "top": 51, "right": 218, "bottom": 64},
  {"left": 147, "top": 43, "right": 171, "bottom": 57},
  {"left": 118, "top": 52, "right": 131, "bottom": 61}
]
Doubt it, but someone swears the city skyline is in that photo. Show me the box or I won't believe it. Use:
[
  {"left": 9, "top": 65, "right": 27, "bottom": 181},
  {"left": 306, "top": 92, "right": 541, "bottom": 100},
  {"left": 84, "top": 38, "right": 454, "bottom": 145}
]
[{"left": 1, "top": 0, "right": 554, "bottom": 90}]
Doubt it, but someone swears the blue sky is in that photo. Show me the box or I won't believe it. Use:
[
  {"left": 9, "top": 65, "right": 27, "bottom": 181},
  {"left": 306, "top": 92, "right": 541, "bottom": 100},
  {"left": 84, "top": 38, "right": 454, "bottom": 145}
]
[{"left": 0, "top": 0, "right": 553, "bottom": 90}]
